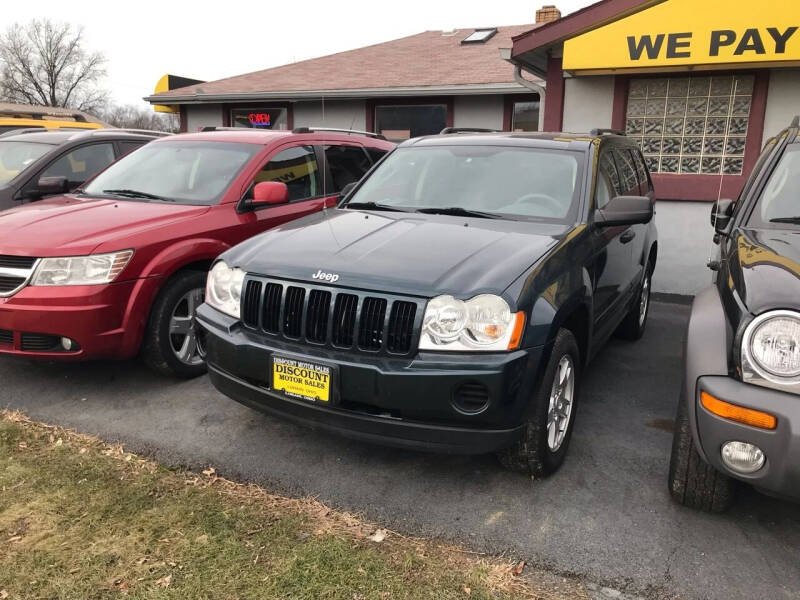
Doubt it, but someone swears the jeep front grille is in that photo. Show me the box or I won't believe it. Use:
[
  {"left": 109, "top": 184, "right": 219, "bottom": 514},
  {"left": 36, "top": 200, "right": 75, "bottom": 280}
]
[{"left": 241, "top": 278, "right": 422, "bottom": 356}]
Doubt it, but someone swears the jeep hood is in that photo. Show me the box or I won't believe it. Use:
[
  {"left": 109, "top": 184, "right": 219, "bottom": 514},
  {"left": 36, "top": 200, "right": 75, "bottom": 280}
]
[
  {"left": 729, "top": 228, "right": 800, "bottom": 314},
  {"left": 225, "top": 209, "right": 565, "bottom": 298},
  {"left": 0, "top": 195, "right": 210, "bottom": 257}
]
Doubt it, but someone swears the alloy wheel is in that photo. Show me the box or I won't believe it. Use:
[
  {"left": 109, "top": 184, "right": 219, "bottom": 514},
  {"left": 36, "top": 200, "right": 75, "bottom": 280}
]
[
  {"left": 169, "top": 288, "right": 206, "bottom": 366},
  {"left": 639, "top": 272, "right": 651, "bottom": 327},
  {"left": 547, "top": 355, "right": 575, "bottom": 452}
]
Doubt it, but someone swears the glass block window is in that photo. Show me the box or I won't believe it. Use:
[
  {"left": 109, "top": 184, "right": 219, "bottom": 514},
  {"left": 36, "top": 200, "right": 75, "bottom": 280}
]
[{"left": 626, "top": 74, "right": 753, "bottom": 176}]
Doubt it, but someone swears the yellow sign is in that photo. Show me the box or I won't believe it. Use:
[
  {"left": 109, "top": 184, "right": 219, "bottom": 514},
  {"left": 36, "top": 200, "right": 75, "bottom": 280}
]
[
  {"left": 272, "top": 357, "right": 331, "bottom": 403},
  {"left": 563, "top": 0, "right": 800, "bottom": 72}
]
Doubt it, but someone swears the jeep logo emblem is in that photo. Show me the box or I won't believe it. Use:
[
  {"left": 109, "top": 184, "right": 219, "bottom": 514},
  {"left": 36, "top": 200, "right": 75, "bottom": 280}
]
[{"left": 312, "top": 270, "right": 340, "bottom": 283}]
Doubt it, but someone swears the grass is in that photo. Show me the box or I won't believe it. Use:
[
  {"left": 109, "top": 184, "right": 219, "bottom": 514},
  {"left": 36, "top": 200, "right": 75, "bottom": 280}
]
[{"left": 0, "top": 410, "right": 588, "bottom": 600}]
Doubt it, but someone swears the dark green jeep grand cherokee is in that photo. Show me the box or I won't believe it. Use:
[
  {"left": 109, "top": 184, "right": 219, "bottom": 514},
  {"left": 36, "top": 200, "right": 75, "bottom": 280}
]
[{"left": 197, "top": 130, "right": 658, "bottom": 476}]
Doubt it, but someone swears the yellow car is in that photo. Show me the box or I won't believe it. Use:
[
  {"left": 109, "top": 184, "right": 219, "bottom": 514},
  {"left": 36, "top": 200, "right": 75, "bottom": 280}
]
[{"left": 0, "top": 102, "right": 106, "bottom": 134}]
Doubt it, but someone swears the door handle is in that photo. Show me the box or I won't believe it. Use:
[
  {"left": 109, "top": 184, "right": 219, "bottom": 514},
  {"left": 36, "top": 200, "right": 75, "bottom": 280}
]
[{"left": 620, "top": 230, "right": 636, "bottom": 244}]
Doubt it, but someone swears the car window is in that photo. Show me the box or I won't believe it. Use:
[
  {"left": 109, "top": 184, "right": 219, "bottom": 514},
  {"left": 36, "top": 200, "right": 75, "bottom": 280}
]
[
  {"left": 83, "top": 140, "right": 261, "bottom": 205},
  {"left": 247, "top": 145, "right": 320, "bottom": 203},
  {"left": 344, "top": 145, "right": 582, "bottom": 223},
  {"left": 324, "top": 145, "right": 372, "bottom": 193},
  {"left": 0, "top": 141, "right": 53, "bottom": 185},
  {"left": 613, "top": 149, "right": 640, "bottom": 196},
  {"left": 748, "top": 147, "right": 800, "bottom": 227},
  {"left": 366, "top": 147, "right": 388, "bottom": 164},
  {"left": 118, "top": 140, "right": 146, "bottom": 157},
  {"left": 42, "top": 143, "right": 115, "bottom": 186},
  {"left": 596, "top": 151, "right": 622, "bottom": 210},
  {"left": 630, "top": 148, "right": 651, "bottom": 195}
]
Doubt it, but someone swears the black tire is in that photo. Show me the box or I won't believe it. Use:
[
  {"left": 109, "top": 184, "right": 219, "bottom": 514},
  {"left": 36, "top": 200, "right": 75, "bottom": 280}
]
[
  {"left": 616, "top": 259, "right": 653, "bottom": 341},
  {"left": 497, "top": 328, "right": 580, "bottom": 478},
  {"left": 141, "top": 270, "right": 208, "bottom": 379},
  {"left": 668, "top": 391, "right": 736, "bottom": 512}
]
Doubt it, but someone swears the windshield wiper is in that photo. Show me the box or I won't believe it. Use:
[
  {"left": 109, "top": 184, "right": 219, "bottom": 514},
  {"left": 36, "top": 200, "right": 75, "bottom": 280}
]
[
  {"left": 345, "top": 201, "right": 414, "bottom": 213},
  {"left": 102, "top": 189, "right": 169, "bottom": 201},
  {"left": 416, "top": 206, "right": 502, "bottom": 219},
  {"left": 770, "top": 216, "right": 800, "bottom": 224}
]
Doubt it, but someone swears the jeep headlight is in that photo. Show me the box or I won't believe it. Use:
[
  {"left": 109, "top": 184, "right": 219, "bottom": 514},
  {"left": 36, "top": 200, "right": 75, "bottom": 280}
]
[
  {"left": 742, "top": 310, "right": 800, "bottom": 385},
  {"left": 420, "top": 294, "right": 525, "bottom": 351},
  {"left": 31, "top": 250, "right": 133, "bottom": 286},
  {"left": 206, "top": 261, "right": 246, "bottom": 319}
]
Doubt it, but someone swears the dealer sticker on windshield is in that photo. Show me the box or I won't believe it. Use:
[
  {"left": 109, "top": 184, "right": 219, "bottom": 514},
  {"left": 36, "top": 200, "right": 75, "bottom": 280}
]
[{"left": 272, "top": 356, "right": 332, "bottom": 403}]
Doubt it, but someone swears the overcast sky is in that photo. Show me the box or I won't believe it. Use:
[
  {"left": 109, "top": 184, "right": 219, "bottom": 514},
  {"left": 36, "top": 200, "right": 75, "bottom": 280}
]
[{"left": 6, "top": 0, "right": 593, "bottom": 108}]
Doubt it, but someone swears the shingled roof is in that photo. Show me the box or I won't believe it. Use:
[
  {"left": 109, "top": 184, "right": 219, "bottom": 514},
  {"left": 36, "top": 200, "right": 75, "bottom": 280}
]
[{"left": 147, "top": 24, "right": 541, "bottom": 103}]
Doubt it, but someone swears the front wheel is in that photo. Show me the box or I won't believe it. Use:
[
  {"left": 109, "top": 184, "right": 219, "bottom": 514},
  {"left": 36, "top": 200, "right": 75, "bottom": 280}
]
[
  {"left": 497, "top": 328, "right": 580, "bottom": 478},
  {"left": 141, "top": 270, "right": 208, "bottom": 379},
  {"left": 668, "top": 391, "right": 736, "bottom": 512}
]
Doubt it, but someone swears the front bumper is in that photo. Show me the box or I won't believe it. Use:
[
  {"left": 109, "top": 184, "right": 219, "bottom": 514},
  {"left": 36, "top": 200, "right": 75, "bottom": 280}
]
[
  {"left": 198, "top": 304, "right": 544, "bottom": 454},
  {"left": 0, "top": 278, "right": 159, "bottom": 360},
  {"left": 696, "top": 376, "right": 800, "bottom": 500}
]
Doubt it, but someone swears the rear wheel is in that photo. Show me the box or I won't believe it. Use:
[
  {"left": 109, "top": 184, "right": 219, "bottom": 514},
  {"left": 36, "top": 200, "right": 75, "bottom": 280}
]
[
  {"left": 616, "top": 259, "right": 653, "bottom": 341},
  {"left": 497, "top": 328, "right": 580, "bottom": 478},
  {"left": 668, "top": 391, "right": 736, "bottom": 512},
  {"left": 142, "top": 270, "right": 207, "bottom": 378}
]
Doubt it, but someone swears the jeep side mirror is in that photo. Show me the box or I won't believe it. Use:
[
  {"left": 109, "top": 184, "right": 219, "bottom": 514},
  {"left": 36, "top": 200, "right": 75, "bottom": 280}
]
[
  {"left": 710, "top": 198, "right": 735, "bottom": 233},
  {"left": 594, "top": 195, "right": 653, "bottom": 227},
  {"left": 26, "top": 175, "right": 69, "bottom": 199},
  {"left": 338, "top": 181, "right": 357, "bottom": 203},
  {"left": 252, "top": 181, "right": 289, "bottom": 207}
]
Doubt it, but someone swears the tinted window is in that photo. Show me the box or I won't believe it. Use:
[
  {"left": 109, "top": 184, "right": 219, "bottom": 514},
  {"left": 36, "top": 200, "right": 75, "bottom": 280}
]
[
  {"left": 251, "top": 145, "right": 320, "bottom": 202},
  {"left": 630, "top": 148, "right": 651, "bottom": 195},
  {"left": 83, "top": 141, "right": 261, "bottom": 205},
  {"left": 613, "top": 149, "right": 640, "bottom": 196},
  {"left": 748, "top": 147, "right": 800, "bottom": 228},
  {"left": 375, "top": 105, "right": 447, "bottom": 142},
  {"left": 0, "top": 141, "right": 53, "bottom": 185},
  {"left": 596, "top": 151, "right": 621, "bottom": 209},
  {"left": 367, "top": 147, "right": 388, "bottom": 164},
  {"left": 346, "top": 146, "right": 582, "bottom": 223},
  {"left": 324, "top": 145, "right": 371, "bottom": 192},
  {"left": 42, "top": 143, "right": 115, "bottom": 186},
  {"left": 118, "top": 140, "right": 146, "bottom": 157}
]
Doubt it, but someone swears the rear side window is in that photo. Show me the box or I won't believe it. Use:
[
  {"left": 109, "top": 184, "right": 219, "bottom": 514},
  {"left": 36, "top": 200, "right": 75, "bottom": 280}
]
[
  {"left": 41, "top": 142, "right": 115, "bottom": 186},
  {"left": 366, "top": 147, "right": 388, "bottom": 164},
  {"left": 596, "top": 151, "right": 622, "bottom": 209},
  {"left": 118, "top": 140, "right": 146, "bottom": 157},
  {"left": 250, "top": 145, "right": 320, "bottom": 202},
  {"left": 613, "top": 149, "right": 640, "bottom": 196},
  {"left": 324, "top": 145, "right": 372, "bottom": 192}
]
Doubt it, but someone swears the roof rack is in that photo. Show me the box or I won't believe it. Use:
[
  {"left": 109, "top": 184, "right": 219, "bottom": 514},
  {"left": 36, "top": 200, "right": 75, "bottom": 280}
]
[
  {"left": 440, "top": 127, "right": 500, "bottom": 135},
  {"left": 292, "top": 126, "right": 387, "bottom": 140},
  {"left": 589, "top": 128, "right": 626, "bottom": 137}
]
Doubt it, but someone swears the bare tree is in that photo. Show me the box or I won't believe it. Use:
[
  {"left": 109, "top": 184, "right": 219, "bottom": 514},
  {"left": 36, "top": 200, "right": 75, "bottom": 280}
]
[
  {"left": 0, "top": 19, "right": 108, "bottom": 113},
  {"left": 101, "top": 104, "right": 179, "bottom": 133}
]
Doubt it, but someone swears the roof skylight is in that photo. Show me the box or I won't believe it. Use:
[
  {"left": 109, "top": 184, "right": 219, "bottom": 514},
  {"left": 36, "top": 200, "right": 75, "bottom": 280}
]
[{"left": 461, "top": 28, "right": 498, "bottom": 44}]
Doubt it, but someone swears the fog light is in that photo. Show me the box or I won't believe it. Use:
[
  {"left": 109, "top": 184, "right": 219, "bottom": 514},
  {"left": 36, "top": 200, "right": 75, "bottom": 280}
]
[
  {"left": 721, "top": 441, "right": 765, "bottom": 474},
  {"left": 60, "top": 337, "right": 74, "bottom": 351}
]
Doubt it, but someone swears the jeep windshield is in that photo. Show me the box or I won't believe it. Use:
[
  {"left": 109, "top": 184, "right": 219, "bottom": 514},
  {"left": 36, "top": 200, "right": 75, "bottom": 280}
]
[
  {"left": 0, "top": 141, "right": 54, "bottom": 185},
  {"left": 82, "top": 141, "right": 261, "bottom": 205},
  {"left": 342, "top": 145, "right": 582, "bottom": 223},
  {"left": 749, "top": 146, "right": 800, "bottom": 228}
]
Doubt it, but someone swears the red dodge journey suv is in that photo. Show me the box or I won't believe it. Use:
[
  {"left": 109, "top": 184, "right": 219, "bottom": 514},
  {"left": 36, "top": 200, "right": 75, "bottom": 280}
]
[{"left": 0, "top": 127, "right": 393, "bottom": 376}]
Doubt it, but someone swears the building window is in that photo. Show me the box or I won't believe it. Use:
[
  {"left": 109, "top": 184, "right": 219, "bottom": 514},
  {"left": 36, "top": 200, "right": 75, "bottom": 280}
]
[
  {"left": 511, "top": 100, "right": 540, "bottom": 131},
  {"left": 625, "top": 74, "right": 753, "bottom": 176},
  {"left": 230, "top": 108, "right": 288, "bottom": 130},
  {"left": 374, "top": 105, "right": 447, "bottom": 141}
]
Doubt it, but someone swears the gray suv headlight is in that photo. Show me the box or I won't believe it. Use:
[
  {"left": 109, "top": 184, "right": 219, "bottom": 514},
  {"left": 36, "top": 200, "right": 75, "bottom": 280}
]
[
  {"left": 419, "top": 294, "right": 525, "bottom": 351},
  {"left": 742, "top": 310, "right": 800, "bottom": 390}
]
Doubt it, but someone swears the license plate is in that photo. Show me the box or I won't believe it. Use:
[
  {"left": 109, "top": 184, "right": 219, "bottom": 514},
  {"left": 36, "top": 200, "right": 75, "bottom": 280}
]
[{"left": 272, "top": 356, "right": 332, "bottom": 403}]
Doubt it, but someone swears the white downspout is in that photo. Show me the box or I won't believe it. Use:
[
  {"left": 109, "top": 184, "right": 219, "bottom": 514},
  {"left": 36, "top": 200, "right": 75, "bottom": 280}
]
[{"left": 514, "top": 66, "right": 547, "bottom": 132}]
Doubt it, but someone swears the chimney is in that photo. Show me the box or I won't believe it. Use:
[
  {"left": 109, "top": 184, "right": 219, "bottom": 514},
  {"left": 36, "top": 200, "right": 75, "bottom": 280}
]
[{"left": 536, "top": 5, "right": 561, "bottom": 23}]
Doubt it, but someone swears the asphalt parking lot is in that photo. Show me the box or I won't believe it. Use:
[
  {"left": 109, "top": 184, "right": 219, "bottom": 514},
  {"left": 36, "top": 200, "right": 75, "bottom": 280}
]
[{"left": 2, "top": 300, "right": 799, "bottom": 600}]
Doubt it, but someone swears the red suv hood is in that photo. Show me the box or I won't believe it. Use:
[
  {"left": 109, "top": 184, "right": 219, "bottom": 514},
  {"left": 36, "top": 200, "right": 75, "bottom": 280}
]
[{"left": 0, "top": 195, "right": 210, "bottom": 257}]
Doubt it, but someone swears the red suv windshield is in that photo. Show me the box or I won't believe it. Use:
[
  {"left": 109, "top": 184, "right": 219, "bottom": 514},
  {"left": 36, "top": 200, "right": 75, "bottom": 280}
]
[{"left": 83, "top": 141, "right": 261, "bottom": 205}]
